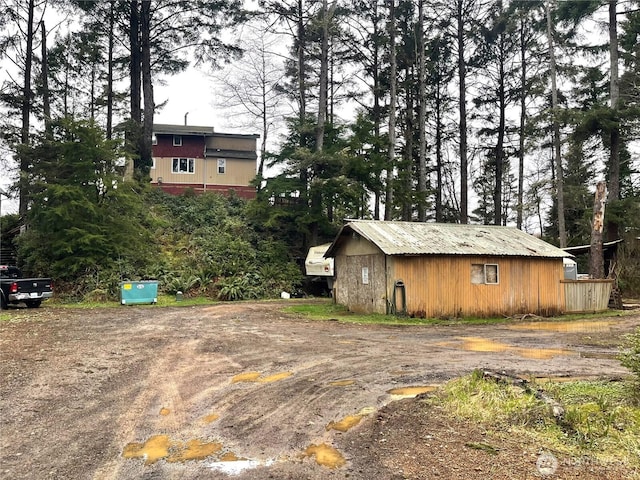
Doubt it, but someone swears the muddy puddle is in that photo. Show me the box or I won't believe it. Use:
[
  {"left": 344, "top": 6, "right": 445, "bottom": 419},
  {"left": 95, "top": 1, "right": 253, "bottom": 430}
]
[
  {"left": 202, "top": 413, "right": 220, "bottom": 424},
  {"left": 326, "top": 407, "right": 375, "bottom": 432},
  {"left": 329, "top": 379, "right": 355, "bottom": 387},
  {"left": 122, "top": 436, "right": 222, "bottom": 465},
  {"left": 231, "top": 371, "right": 293, "bottom": 383},
  {"left": 387, "top": 386, "right": 438, "bottom": 398},
  {"left": 303, "top": 443, "right": 346, "bottom": 469},
  {"left": 509, "top": 320, "right": 615, "bottom": 333},
  {"left": 436, "top": 337, "right": 574, "bottom": 360}
]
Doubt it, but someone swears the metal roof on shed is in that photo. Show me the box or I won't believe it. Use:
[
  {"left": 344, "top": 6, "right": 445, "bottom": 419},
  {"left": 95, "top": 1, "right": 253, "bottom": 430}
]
[{"left": 325, "top": 220, "right": 571, "bottom": 258}]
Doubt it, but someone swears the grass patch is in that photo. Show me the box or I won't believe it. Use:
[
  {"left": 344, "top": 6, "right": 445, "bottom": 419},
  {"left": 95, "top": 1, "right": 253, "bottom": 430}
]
[
  {"left": 284, "top": 301, "right": 511, "bottom": 325},
  {"left": 285, "top": 300, "right": 638, "bottom": 326},
  {"left": 46, "top": 294, "right": 219, "bottom": 309},
  {"left": 428, "top": 372, "right": 640, "bottom": 468}
]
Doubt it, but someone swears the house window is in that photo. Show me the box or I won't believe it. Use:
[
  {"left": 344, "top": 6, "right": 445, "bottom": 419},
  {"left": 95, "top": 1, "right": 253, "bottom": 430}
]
[
  {"left": 471, "top": 264, "right": 499, "bottom": 285},
  {"left": 173, "top": 135, "right": 182, "bottom": 146},
  {"left": 151, "top": 158, "right": 156, "bottom": 169},
  {"left": 172, "top": 158, "right": 195, "bottom": 174},
  {"left": 152, "top": 134, "right": 157, "bottom": 145},
  {"left": 217, "top": 158, "right": 226, "bottom": 174}
]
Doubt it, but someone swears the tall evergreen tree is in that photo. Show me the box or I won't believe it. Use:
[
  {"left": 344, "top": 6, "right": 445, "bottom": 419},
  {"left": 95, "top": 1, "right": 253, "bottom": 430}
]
[{"left": 17, "top": 117, "right": 154, "bottom": 280}]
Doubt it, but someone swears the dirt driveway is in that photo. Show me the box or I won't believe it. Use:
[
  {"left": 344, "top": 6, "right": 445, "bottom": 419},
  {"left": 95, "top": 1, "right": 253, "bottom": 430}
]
[{"left": 1, "top": 302, "right": 638, "bottom": 479}]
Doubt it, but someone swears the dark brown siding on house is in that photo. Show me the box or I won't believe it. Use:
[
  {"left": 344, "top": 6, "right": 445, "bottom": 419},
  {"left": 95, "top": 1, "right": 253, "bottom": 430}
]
[
  {"left": 389, "top": 256, "right": 565, "bottom": 318},
  {"left": 153, "top": 134, "right": 204, "bottom": 158}
]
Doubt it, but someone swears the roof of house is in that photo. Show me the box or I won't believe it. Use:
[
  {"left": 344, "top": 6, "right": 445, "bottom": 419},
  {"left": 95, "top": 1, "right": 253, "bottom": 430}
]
[
  {"left": 153, "top": 124, "right": 214, "bottom": 135},
  {"left": 153, "top": 124, "right": 259, "bottom": 139},
  {"left": 205, "top": 148, "right": 257, "bottom": 160},
  {"left": 325, "top": 220, "right": 571, "bottom": 259}
]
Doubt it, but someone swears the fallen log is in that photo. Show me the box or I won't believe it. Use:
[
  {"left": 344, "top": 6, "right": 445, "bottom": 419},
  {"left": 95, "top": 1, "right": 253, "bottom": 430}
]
[{"left": 482, "top": 370, "right": 564, "bottom": 420}]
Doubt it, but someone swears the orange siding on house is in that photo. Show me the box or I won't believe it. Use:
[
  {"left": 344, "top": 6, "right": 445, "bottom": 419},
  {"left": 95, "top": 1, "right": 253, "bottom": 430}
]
[
  {"left": 150, "top": 157, "right": 256, "bottom": 186},
  {"left": 387, "top": 256, "right": 565, "bottom": 317}
]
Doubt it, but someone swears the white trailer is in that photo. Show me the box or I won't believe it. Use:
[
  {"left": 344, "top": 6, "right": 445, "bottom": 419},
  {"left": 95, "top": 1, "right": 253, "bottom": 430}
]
[{"left": 304, "top": 244, "right": 334, "bottom": 292}]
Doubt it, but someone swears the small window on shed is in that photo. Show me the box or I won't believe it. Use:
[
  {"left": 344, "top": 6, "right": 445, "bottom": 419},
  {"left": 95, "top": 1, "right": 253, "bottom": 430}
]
[
  {"left": 485, "top": 264, "right": 499, "bottom": 284},
  {"left": 471, "top": 264, "right": 499, "bottom": 285},
  {"left": 471, "top": 264, "right": 484, "bottom": 284},
  {"left": 173, "top": 135, "right": 182, "bottom": 146}
]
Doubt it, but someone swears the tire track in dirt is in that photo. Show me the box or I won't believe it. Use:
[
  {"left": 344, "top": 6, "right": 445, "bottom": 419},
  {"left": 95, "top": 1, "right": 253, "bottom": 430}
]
[{"left": 92, "top": 339, "right": 198, "bottom": 479}]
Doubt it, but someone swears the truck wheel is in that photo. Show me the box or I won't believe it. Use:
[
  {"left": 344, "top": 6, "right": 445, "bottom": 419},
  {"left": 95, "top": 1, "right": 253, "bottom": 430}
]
[
  {"left": 25, "top": 300, "right": 42, "bottom": 308},
  {"left": 0, "top": 295, "right": 6, "bottom": 310}
]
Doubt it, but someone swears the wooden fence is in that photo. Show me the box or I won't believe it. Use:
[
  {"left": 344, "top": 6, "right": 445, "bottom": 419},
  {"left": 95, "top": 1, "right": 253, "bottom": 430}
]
[{"left": 562, "top": 279, "right": 614, "bottom": 313}]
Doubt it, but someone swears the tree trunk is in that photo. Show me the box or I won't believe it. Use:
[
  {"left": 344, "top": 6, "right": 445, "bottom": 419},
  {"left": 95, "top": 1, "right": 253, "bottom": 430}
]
[
  {"left": 258, "top": 44, "right": 268, "bottom": 187},
  {"left": 297, "top": 0, "right": 306, "bottom": 120},
  {"left": 435, "top": 70, "right": 443, "bottom": 222},
  {"left": 402, "top": 74, "right": 414, "bottom": 221},
  {"left": 316, "top": 0, "right": 330, "bottom": 153},
  {"left": 128, "top": 0, "right": 141, "bottom": 180},
  {"left": 607, "top": 0, "right": 620, "bottom": 242},
  {"left": 372, "top": 2, "right": 382, "bottom": 220},
  {"left": 40, "top": 21, "right": 51, "bottom": 136},
  {"left": 546, "top": 1, "right": 566, "bottom": 247},
  {"left": 457, "top": 0, "right": 468, "bottom": 224},
  {"left": 516, "top": 16, "right": 527, "bottom": 230},
  {"left": 417, "top": 0, "right": 427, "bottom": 222},
  {"left": 106, "top": 2, "right": 114, "bottom": 139},
  {"left": 19, "top": 0, "right": 36, "bottom": 217},
  {"left": 385, "top": 0, "right": 396, "bottom": 221},
  {"left": 589, "top": 181, "right": 607, "bottom": 279},
  {"left": 494, "top": 33, "right": 506, "bottom": 226},
  {"left": 310, "top": 0, "right": 333, "bottom": 246},
  {"left": 140, "top": 0, "right": 154, "bottom": 178},
  {"left": 130, "top": 1, "right": 141, "bottom": 125}
]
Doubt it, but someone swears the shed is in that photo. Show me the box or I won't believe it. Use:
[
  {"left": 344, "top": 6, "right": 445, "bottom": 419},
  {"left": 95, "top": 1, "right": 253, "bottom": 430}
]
[{"left": 324, "top": 220, "right": 572, "bottom": 318}]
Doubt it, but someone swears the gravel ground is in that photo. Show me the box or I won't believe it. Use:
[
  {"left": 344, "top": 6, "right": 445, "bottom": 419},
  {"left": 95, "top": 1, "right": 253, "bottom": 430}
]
[{"left": 0, "top": 302, "right": 637, "bottom": 479}]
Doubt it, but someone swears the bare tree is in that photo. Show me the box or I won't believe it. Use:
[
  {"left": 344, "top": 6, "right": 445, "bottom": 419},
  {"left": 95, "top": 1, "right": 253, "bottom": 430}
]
[{"left": 213, "top": 19, "right": 287, "bottom": 180}]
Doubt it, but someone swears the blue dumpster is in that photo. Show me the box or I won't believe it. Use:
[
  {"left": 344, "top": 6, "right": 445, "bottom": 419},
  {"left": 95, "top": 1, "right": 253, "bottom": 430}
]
[{"left": 120, "top": 281, "right": 158, "bottom": 305}]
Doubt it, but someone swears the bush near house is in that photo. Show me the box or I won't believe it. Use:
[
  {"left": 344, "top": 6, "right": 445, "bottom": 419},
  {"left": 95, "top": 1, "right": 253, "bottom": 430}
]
[
  {"left": 619, "top": 327, "right": 640, "bottom": 403},
  {"left": 13, "top": 177, "right": 302, "bottom": 301}
]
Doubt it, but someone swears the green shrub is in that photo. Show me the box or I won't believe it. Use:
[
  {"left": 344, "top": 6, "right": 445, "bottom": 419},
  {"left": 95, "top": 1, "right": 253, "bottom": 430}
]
[
  {"left": 161, "top": 273, "right": 202, "bottom": 295},
  {"left": 216, "top": 273, "right": 262, "bottom": 301},
  {"left": 619, "top": 327, "right": 640, "bottom": 402}
]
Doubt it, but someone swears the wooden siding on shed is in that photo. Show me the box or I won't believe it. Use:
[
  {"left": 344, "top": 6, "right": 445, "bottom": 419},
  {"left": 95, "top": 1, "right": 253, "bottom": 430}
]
[
  {"left": 333, "top": 253, "right": 386, "bottom": 314},
  {"left": 387, "top": 256, "right": 565, "bottom": 317}
]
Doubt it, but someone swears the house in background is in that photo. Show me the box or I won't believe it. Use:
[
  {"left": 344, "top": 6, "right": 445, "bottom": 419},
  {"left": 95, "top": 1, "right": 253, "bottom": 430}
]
[
  {"left": 324, "top": 220, "right": 574, "bottom": 318},
  {"left": 150, "top": 124, "right": 259, "bottom": 199}
]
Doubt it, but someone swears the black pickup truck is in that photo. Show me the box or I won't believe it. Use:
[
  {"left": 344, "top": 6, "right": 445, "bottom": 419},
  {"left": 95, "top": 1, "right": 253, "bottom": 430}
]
[{"left": 0, "top": 266, "right": 53, "bottom": 309}]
